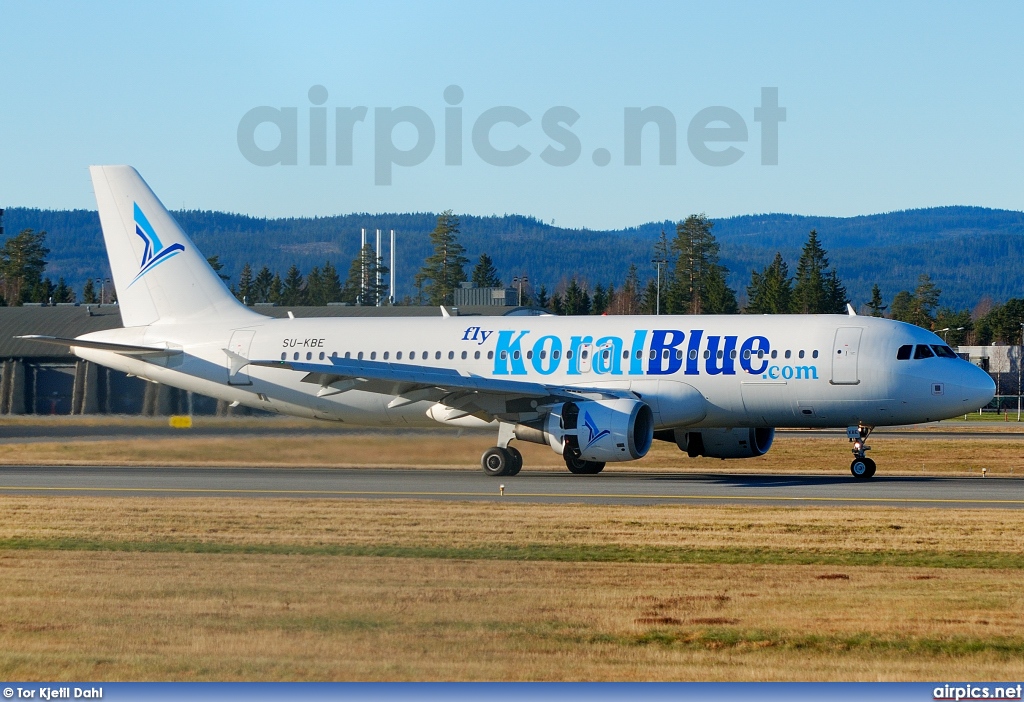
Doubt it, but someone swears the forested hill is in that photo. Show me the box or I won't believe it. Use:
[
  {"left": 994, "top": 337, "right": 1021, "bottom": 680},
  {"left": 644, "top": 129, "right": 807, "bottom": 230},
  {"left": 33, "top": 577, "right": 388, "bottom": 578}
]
[{"left": 4, "top": 205, "right": 1024, "bottom": 311}]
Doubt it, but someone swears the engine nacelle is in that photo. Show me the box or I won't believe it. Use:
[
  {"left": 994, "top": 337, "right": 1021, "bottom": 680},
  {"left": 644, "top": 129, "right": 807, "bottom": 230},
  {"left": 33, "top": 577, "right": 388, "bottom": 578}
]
[
  {"left": 514, "top": 398, "right": 654, "bottom": 462},
  {"left": 673, "top": 427, "right": 775, "bottom": 459}
]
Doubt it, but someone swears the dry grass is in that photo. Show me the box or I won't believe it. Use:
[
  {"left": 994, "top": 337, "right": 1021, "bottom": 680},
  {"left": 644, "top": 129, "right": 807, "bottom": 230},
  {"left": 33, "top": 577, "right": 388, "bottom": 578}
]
[
  {"left": 1, "top": 551, "right": 1022, "bottom": 680},
  {"left": 2, "top": 497, "right": 1024, "bottom": 558},
  {"left": 0, "top": 432, "right": 1021, "bottom": 476}
]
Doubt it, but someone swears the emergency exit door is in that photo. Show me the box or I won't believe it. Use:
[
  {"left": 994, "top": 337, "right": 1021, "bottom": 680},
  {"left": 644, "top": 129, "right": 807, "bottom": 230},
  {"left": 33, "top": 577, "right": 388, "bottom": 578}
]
[{"left": 227, "top": 330, "right": 255, "bottom": 385}]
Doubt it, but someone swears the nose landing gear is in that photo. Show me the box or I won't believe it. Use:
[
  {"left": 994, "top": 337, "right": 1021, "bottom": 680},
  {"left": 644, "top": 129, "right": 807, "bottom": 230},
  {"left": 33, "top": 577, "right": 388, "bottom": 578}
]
[{"left": 847, "top": 425, "right": 876, "bottom": 479}]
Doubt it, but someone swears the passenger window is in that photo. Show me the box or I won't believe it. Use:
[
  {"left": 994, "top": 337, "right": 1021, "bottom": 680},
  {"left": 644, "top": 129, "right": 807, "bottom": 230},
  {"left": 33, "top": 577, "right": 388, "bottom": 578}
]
[
  {"left": 293, "top": 352, "right": 299, "bottom": 360},
  {"left": 331, "top": 351, "right": 337, "bottom": 359},
  {"left": 785, "top": 350, "right": 791, "bottom": 359},
  {"left": 913, "top": 345, "right": 934, "bottom": 359},
  {"left": 622, "top": 350, "right": 630, "bottom": 359},
  {"left": 513, "top": 350, "right": 520, "bottom": 360},
  {"left": 716, "top": 350, "right": 724, "bottom": 359},
  {"left": 662, "top": 349, "right": 669, "bottom": 360},
  {"left": 932, "top": 345, "right": 957, "bottom": 358},
  {"left": 676, "top": 349, "right": 683, "bottom": 360},
  {"left": 703, "top": 350, "right": 710, "bottom": 359},
  {"left": 743, "top": 350, "right": 751, "bottom": 359},
  {"left": 771, "top": 350, "right": 778, "bottom": 359},
  {"left": 435, "top": 351, "right": 441, "bottom": 360},
  {"left": 812, "top": 350, "right": 818, "bottom": 359},
  {"left": 474, "top": 351, "right": 480, "bottom": 360},
  {"left": 448, "top": 351, "right": 454, "bottom": 360},
  {"left": 540, "top": 350, "right": 547, "bottom": 360},
  {"left": 396, "top": 351, "right": 402, "bottom": 360},
  {"left": 306, "top": 352, "right": 312, "bottom": 360},
  {"left": 526, "top": 350, "right": 533, "bottom": 360},
  {"left": 730, "top": 350, "right": 737, "bottom": 359},
  {"left": 689, "top": 349, "right": 697, "bottom": 360},
  {"left": 357, "top": 352, "right": 363, "bottom": 360},
  {"left": 487, "top": 351, "right": 494, "bottom": 359},
  {"left": 553, "top": 350, "right": 560, "bottom": 360},
  {"left": 319, "top": 352, "right": 325, "bottom": 360},
  {"left": 370, "top": 352, "right": 376, "bottom": 360},
  {"left": 345, "top": 352, "right": 351, "bottom": 359},
  {"left": 280, "top": 352, "right": 286, "bottom": 360},
  {"left": 798, "top": 350, "right": 805, "bottom": 359},
  {"left": 604, "top": 349, "right": 611, "bottom": 360},
  {"left": 383, "top": 352, "right": 389, "bottom": 360},
  {"left": 649, "top": 350, "right": 657, "bottom": 360},
  {"left": 581, "top": 349, "right": 588, "bottom": 359},
  {"left": 896, "top": 345, "right": 912, "bottom": 360},
  {"left": 461, "top": 351, "right": 467, "bottom": 359},
  {"left": 566, "top": 350, "right": 573, "bottom": 359},
  {"left": 500, "top": 351, "right": 507, "bottom": 360}
]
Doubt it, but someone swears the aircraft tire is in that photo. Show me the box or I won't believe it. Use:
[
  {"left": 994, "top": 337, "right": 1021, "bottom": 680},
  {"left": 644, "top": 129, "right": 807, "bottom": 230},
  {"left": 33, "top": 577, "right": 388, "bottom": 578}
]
[
  {"left": 850, "top": 457, "right": 875, "bottom": 480},
  {"left": 482, "top": 447, "right": 513, "bottom": 476},
  {"left": 506, "top": 447, "right": 523, "bottom": 476},
  {"left": 565, "top": 453, "right": 606, "bottom": 475}
]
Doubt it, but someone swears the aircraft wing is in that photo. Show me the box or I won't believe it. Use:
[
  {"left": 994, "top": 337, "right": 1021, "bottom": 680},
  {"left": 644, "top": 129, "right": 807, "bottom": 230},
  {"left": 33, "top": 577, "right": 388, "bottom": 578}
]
[{"left": 249, "top": 356, "right": 632, "bottom": 419}]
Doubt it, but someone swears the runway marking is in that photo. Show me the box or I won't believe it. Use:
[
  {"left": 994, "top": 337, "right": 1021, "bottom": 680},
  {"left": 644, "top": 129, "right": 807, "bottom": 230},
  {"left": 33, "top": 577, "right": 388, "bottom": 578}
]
[{"left": 0, "top": 485, "right": 1022, "bottom": 505}]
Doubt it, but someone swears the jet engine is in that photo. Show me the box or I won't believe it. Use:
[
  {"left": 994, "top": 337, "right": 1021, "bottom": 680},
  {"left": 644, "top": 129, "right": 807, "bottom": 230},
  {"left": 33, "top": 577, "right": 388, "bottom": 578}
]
[
  {"left": 513, "top": 398, "right": 654, "bottom": 462},
  {"left": 668, "top": 427, "right": 775, "bottom": 459}
]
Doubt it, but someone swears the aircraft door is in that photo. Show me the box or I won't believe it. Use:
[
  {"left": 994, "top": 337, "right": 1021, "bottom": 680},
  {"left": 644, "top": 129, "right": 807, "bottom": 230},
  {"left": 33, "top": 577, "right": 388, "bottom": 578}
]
[
  {"left": 226, "top": 330, "right": 256, "bottom": 385},
  {"left": 831, "top": 327, "right": 862, "bottom": 385},
  {"left": 577, "top": 342, "right": 594, "bottom": 373}
]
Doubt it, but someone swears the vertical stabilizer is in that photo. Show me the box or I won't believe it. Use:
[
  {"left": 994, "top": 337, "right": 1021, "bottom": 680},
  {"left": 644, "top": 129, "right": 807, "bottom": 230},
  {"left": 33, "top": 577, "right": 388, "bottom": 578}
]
[{"left": 90, "top": 166, "right": 261, "bottom": 326}]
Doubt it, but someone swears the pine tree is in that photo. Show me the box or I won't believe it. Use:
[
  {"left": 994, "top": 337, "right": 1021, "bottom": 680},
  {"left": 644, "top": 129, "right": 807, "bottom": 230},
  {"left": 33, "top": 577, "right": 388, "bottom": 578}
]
[
  {"left": 82, "top": 279, "right": 98, "bottom": 304},
  {"left": 206, "top": 255, "right": 230, "bottom": 282},
  {"left": 53, "top": 277, "right": 74, "bottom": 303},
  {"left": 890, "top": 290, "right": 914, "bottom": 323},
  {"left": 561, "top": 277, "right": 591, "bottom": 315},
  {"left": 268, "top": 273, "right": 283, "bottom": 304},
  {"left": 253, "top": 266, "right": 274, "bottom": 303},
  {"left": 591, "top": 283, "right": 608, "bottom": 315},
  {"left": 236, "top": 263, "right": 254, "bottom": 304},
  {"left": 640, "top": 279, "right": 659, "bottom": 315},
  {"left": 471, "top": 253, "right": 502, "bottom": 288},
  {"left": 745, "top": 252, "right": 792, "bottom": 314},
  {"left": 319, "top": 260, "right": 343, "bottom": 304},
  {"left": 415, "top": 210, "right": 468, "bottom": 306},
  {"left": 535, "top": 284, "right": 550, "bottom": 311},
  {"left": 342, "top": 244, "right": 389, "bottom": 305},
  {"left": 866, "top": 284, "right": 887, "bottom": 317},
  {"left": 0, "top": 228, "right": 49, "bottom": 305},
  {"left": 792, "top": 229, "right": 847, "bottom": 314},
  {"left": 910, "top": 274, "right": 941, "bottom": 328},
  {"left": 667, "top": 214, "right": 736, "bottom": 314},
  {"left": 281, "top": 265, "right": 305, "bottom": 306},
  {"left": 305, "top": 266, "right": 324, "bottom": 306}
]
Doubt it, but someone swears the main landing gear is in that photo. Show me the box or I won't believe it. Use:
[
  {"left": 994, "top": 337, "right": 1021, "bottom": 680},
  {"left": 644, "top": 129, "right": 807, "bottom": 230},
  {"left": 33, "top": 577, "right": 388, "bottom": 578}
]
[
  {"left": 481, "top": 422, "right": 523, "bottom": 477},
  {"left": 847, "top": 425, "right": 876, "bottom": 480},
  {"left": 563, "top": 447, "right": 605, "bottom": 475}
]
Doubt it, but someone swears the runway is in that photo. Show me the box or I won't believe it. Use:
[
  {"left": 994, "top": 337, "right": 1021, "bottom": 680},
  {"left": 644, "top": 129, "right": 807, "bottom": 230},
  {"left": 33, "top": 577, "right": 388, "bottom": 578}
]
[{"left": 0, "top": 465, "right": 1021, "bottom": 508}]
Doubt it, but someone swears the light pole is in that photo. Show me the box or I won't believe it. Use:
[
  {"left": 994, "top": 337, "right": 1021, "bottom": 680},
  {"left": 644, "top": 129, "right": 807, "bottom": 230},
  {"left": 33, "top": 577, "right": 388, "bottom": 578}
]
[
  {"left": 96, "top": 277, "right": 111, "bottom": 306},
  {"left": 936, "top": 327, "right": 964, "bottom": 344},
  {"left": 652, "top": 257, "right": 667, "bottom": 315},
  {"left": 512, "top": 275, "right": 528, "bottom": 307}
]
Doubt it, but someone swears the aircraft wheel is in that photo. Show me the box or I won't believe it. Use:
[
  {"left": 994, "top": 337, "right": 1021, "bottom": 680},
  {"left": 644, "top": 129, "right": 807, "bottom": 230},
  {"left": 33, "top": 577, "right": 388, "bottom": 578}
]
[
  {"left": 506, "top": 446, "right": 523, "bottom": 476},
  {"left": 565, "top": 453, "right": 606, "bottom": 475},
  {"left": 482, "top": 447, "right": 513, "bottom": 476},
  {"left": 850, "top": 457, "right": 876, "bottom": 480}
]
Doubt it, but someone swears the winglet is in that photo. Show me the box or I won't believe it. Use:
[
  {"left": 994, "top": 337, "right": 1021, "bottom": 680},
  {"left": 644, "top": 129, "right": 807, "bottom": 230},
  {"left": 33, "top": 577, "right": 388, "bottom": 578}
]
[
  {"left": 440, "top": 306, "right": 451, "bottom": 318},
  {"left": 846, "top": 303, "right": 857, "bottom": 316}
]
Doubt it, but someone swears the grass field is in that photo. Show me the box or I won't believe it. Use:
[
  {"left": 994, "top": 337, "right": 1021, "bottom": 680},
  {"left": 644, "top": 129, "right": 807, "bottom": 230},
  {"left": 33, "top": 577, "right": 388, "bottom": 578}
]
[{"left": 1, "top": 497, "right": 1024, "bottom": 680}]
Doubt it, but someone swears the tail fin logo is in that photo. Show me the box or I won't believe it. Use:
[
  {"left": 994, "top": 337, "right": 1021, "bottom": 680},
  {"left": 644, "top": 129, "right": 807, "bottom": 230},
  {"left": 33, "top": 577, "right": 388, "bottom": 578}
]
[
  {"left": 130, "top": 202, "right": 184, "bottom": 286},
  {"left": 581, "top": 410, "right": 611, "bottom": 450}
]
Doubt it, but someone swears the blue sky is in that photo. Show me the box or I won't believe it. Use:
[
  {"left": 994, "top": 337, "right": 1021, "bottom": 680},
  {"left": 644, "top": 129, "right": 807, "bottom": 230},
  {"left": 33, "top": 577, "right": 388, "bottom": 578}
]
[{"left": 1, "top": 1, "right": 1021, "bottom": 228}]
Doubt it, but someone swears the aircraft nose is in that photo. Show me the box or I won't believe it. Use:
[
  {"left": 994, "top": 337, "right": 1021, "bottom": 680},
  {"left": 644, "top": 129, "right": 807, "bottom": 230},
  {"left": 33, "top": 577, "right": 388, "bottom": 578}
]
[{"left": 959, "top": 362, "right": 996, "bottom": 409}]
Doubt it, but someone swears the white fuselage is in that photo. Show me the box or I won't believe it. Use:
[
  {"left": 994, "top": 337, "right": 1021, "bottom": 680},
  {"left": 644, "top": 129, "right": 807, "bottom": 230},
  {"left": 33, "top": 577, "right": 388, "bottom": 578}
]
[{"left": 71, "top": 312, "right": 994, "bottom": 430}]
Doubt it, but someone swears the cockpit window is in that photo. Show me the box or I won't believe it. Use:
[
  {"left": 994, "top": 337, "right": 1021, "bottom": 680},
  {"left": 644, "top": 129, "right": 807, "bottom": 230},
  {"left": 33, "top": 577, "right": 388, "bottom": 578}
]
[
  {"left": 896, "top": 344, "right": 912, "bottom": 360},
  {"left": 913, "top": 344, "right": 935, "bottom": 359},
  {"left": 931, "top": 345, "right": 957, "bottom": 358}
]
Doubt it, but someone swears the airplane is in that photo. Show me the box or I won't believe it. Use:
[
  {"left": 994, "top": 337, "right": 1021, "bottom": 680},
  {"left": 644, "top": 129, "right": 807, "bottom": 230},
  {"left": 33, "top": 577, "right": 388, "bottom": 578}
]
[{"left": 19, "top": 166, "right": 995, "bottom": 479}]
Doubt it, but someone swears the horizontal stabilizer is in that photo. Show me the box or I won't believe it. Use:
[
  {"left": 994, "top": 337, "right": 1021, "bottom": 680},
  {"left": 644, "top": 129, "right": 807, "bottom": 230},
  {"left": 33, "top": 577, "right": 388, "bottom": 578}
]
[{"left": 15, "top": 335, "right": 181, "bottom": 357}]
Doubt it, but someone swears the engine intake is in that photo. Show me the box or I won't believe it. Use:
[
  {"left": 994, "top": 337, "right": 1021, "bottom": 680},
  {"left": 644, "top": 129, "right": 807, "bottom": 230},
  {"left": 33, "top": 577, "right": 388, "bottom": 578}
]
[
  {"left": 514, "top": 398, "right": 654, "bottom": 462},
  {"left": 671, "top": 427, "right": 775, "bottom": 459}
]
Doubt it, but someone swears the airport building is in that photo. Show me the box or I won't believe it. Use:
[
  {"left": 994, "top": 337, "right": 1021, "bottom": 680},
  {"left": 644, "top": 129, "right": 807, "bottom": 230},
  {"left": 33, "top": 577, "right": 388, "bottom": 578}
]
[{"left": 0, "top": 304, "right": 542, "bottom": 416}]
